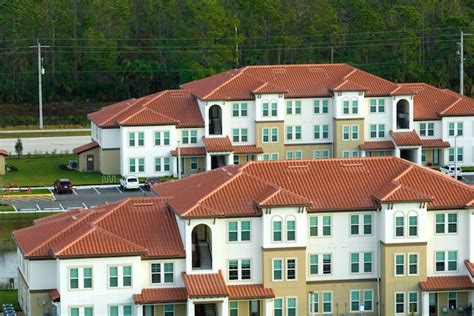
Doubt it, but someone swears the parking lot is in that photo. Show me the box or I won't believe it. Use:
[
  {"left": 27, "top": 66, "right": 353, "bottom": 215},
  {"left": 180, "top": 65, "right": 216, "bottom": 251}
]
[{"left": 7, "top": 185, "right": 155, "bottom": 212}]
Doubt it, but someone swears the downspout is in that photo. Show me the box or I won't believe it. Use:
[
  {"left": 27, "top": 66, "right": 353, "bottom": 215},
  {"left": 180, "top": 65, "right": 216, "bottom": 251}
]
[{"left": 377, "top": 207, "right": 381, "bottom": 316}]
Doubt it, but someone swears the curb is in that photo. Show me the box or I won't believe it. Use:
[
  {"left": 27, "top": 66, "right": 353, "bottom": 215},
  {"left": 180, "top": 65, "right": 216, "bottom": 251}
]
[{"left": 1, "top": 193, "right": 55, "bottom": 199}]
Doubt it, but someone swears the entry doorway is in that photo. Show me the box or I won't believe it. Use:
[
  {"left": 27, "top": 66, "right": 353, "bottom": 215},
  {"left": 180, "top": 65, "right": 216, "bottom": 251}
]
[
  {"left": 429, "top": 293, "right": 437, "bottom": 316},
  {"left": 400, "top": 149, "right": 417, "bottom": 163},
  {"left": 86, "top": 155, "right": 94, "bottom": 171},
  {"left": 211, "top": 155, "right": 226, "bottom": 169},
  {"left": 250, "top": 300, "right": 260, "bottom": 316}
]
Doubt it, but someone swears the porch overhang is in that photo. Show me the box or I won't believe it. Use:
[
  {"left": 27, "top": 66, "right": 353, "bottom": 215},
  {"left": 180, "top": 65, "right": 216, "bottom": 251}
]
[
  {"left": 421, "top": 139, "right": 450, "bottom": 149},
  {"left": 390, "top": 130, "right": 423, "bottom": 147},
  {"left": 228, "top": 284, "right": 275, "bottom": 300},
  {"left": 133, "top": 288, "right": 188, "bottom": 304},
  {"left": 182, "top": 271, "right": 228, "bottom": 298},
  {"left": 419, "top": 276, "right": 474, "bottom": 292}
]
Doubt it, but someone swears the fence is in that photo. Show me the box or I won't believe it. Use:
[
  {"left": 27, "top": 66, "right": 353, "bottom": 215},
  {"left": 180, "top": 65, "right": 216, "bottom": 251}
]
[{"left": 0, "top": 277, "right": 17, "bottom": 290}]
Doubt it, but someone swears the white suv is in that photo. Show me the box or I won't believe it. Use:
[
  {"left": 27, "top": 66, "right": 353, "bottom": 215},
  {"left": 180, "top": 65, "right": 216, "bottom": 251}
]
[
  {"left": 440, "top": 165, "right": 462, "bottom": 180},
  {"left": 120, "top": 176, "right": 140, "bottom": 190}
]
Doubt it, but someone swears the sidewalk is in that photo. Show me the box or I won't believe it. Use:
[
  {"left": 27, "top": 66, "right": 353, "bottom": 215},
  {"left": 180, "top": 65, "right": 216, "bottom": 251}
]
[{"left": 0, "top": 128, "right": 89, "bottom": 134}]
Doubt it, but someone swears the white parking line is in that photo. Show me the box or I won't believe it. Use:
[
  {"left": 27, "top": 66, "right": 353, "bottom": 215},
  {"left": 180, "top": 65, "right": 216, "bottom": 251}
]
[
  {"left": 72, "top": 189, "right": 78, "bottom": 196},
  {"left": 43, "top": 207, "right": 61, "bottom": 211},
  {"left": 139, "top": 186, "right": 145, "bottom": 193},
  {"left": 82, "top": 202, "right": 88, "bottom": 209},
  {"left": 20, "top": 208, "right": 38, "bottom": 211},
  {"left": 58, "top": 203, "right": 65, "bottom": 211},
  {"left": 36, "top": 204, "right": 41, "bottom": 211},
  {"left": 93, "top": 187, "right": 101, "bottom": 195},
  {"left": 115, "top": 186, "right": 123, "bottom": 194},
  {"left": 12, "top": 205, "right": 18, "bottom": 212}
]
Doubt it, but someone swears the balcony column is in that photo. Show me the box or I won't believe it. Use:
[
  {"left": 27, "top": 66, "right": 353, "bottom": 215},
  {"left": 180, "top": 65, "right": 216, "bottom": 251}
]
[
  {"left": 227, "top": 152, "right": 234, "bottom": 165},
  {"left": 206, "top": 153, "right": 212, "bottom": 171},
  {"left": 219, "top": 298, "right": 229, "bottom": 316},
  {"left": 187, "top": 300, "right": 195, "bottom": 316},
  {"left": 264, "top": 298, "right": 273, "bottom": 316},
  {"left": 422, "top": 292, "right": 429, "bottom": 316},
  {"left": 394, "top": 147, "right": 401, "bottom": 158}
]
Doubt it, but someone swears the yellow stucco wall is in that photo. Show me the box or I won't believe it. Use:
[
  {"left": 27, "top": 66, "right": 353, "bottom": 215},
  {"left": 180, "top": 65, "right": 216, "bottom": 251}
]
[
  {"left": 333, "top": 118, "right": 364, "bottom": 158},
  {"left": 101, "top": 149, "right": 120, "bottom": 175},
  {"left": 77, "top": 146, "right": 100, "bottom": 172},
  {"left": 0, "top": 154, "right": 5, "bottom": 175},
  {"left": 255, "top": 121, "right": 285, "bottom": 158}
]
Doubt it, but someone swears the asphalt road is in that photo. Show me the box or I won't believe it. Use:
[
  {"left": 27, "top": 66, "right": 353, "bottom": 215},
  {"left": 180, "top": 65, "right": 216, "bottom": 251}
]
[
  {"left": 0, "top": 136, "right": 91, "bottom": 154},
  {"left": 6, "top": 185, "right": 155, "bottom": 211}
]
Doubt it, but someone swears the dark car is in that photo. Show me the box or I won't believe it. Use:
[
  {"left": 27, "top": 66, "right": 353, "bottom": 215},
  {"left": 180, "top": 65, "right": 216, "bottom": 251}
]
[
  {"left": 144, "top": 177, "right": 160, "bottom": 191},
  {"left": 53, "top": 179, "right": 73, "bottom": 194}
]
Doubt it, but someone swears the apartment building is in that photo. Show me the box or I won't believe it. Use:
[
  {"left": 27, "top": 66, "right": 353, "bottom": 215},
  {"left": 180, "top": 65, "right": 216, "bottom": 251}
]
[
  {"left": 13, "top": 157, "right": 474, "bottom": 316},
  {"left": 74, "top": 64, "right": 474, "bottom": 177}
]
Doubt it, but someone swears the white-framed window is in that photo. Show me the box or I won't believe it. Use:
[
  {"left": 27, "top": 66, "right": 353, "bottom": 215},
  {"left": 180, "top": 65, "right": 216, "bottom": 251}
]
[
  {"left": 322, "top": 292, "right": 332, "bottom": 313},
  {"left": 286, "top": 100, "right": 301, "bottom": 115},
  {"left": 314, "top": 125, "right": 329, "bottom": 140},
  {"left": 370, "top": 124, "right": 385, "bottom": 138},
  {"left": 342, "top": 150, "right": 360, "bottom": 158},
  {"left": 274, "top": 298, "right": 283, "bottom": 316},
  {"left": 448, "top": 147, "right": 463, "bottom": 162},
  {"left": 70, "top": 306, "right": 94, "bottom": 316},
  {"left": 190, "top": 157, "right": 198, "bottom": 170},
  {"left": 448, "top": 122, "right": 463, "bottom": 137},
  {"left": 286, "top": 126, "right": 302, "bottom": 140},
  {"left": 350, "top": 290, "right": 374, "bottom": 312},
  {"left": 419, "top": 122, "right": 434, "bottom": 137},
  {"left": 271, "top": 100, "right": 278, "bottom": 116},
  {"left": 286, "top": 258, "right": 297, "bottom": 280},
  {"left": 309, "top": 215, "right": 331, "bottom": 237},
  {"left": 272, "top": 216, "right": 283, "bottom": 242},
  {"left": 408, "top": 212, "right": 418, "bottom": 237},
  {"left": 342, "top": 125, "right": 350, "bottom": 140},
  {"left": 352, "top": 99, "right": 359, "bottom": 114},
  {"left": 408, "top": 253, "right": 419, "bottom": 276},
  {"left": 150, "top": 262, "right": 174, "bottom": 284},
  {"left": 227, "top": 220, "right": 251, "bottom": 242},
  {"left": 262, "top": 153, "right": 279, "bottom": 161},
  {"left": 69, "top": 267, "right": 92, "bottom": 290},
  {"left": 350, "top": 214, "right": 373, "bottom": 235},
  {"left": 309, "top": 292, "right": 319, "bottom": 314},
  {"left": 448, "top": 292, "right": 457, "bottom": 309},
  {"left": 286, "top": 216, "right": 296, "bottom": 241},
  {"left": 262, "top": 128, "right": 278, "bottom": 143},
  {"left": 233, "top": 155, "right": 240, "bottom": 165},
  {"left": 232, "top": 128, "right": 248, "bottom": 143},
  {"left": 154, "top": 157, "right": 170, "bottom": 172},
  {"left": 262, "top": 100, "right": 269, "bottom": 117},
  {"left": 350, "top": 252, "right": 373, "bottom": 273},
  {"left": 435, "top": 251, "right": 457, "bottom": 272},
  {"left": 286, "top": 151, "right": 302, "bottom": 160},
  {"left": 286, "top": 297, "right": 297, "bottom": 316},
  {"left": 229, "top": 301, "right": 238, "bottom": 316},
  {"left": 343, "top": 99, "right": 350, "bottom": 114},
  {"left": 109, "top": 305, "right": 132, "bottom": 316},
  {"left": 228, "top": 259, "right": 251, "bottom": 281},
  {"left": 395, "top": 292, "right": 405, "bottom": 314},
  {"left": 108, "top": 265, "right": 132, "bottom": 288},
  {"left": 128, "top": 131, "right": 144, "bottom": 147},
  {"left": 307, "top": 254, "right": 333, "bottom": 275},
  {"left": 272, "top": 259, "right": 283, "bottom": 281},
  {"left": 312, "top": 149, "right": 330, "bottom": 159},
  {"left": 435, "top": 212, "right": 458, "bottom": 234},
  {"left": 352, "top": 125, "right": 359, "bottom": 140},
  {"left": 394, "top": 254, "right": 405, "bottom": 276},
  {"left": 163, "top": 304, "right": 174, "bottom": 316},
  {"left": 129, "top": 158, "right": 145, "bottom": 173},
  {"left": 154, "top": 131, "right": 170, "bottom": 146},
  {"left": 314, "top": 99, "right": 329, "bottom": 114},
  {"left": 233, "top": 102, "right": 248, "bottom": 117},
  {"left": 394, "top": 213, "right": 405, "bottom": 237},
  {"left": 182, "top": 129, "right": 197, "bottom": 144},
  {"left": 408, "top": 292, "right": 418, "bottom": 314},
  {"left": 370, "top": 99, "right": 385, "bottom": 113}
]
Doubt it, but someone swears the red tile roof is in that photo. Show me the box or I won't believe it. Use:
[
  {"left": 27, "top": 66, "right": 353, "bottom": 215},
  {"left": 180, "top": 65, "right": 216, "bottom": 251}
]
[
  {"left": 49, "top": 289, "right": 60, "bottom": 302},
  {"left": 133, "top": 288, "right": 188, "bottom": 304},
  {"left": 421, "top": 139, "right": 450, "bottom": 149},
  {"left": 170, "top": 147, "right": 206, "bottom": 157},
  {"left": 73, "top": 140, "right": 99, "bottom": 154},
  {"left": 203, "top": 137, "right": 234, "bottom": 152},
  {"left": 329, "top": 79, "right": 368, "bottom": 92},
  {"left": 182, "top": 271, "right": 228, "bottom": 298},
  {"left": 88, "top": 90, "right": 204, "bottom": 128},
  {"left": 228, "top": 284, "right": 274, "bottom": 300},
  {"left": 419, "top": 276, "right": 474, "bottom": 291},
  {"left": 359, "top": 141, "right": 395, "bottom": 150},
  {"left": 233, "top": 145, "right": 264, "bottom": 154},
  {"left": 465, "top": 260, "right": 474, "bottom": 277},
  {"left": 153, "top": 157, "right": 474, "bottom": 218},
  {"left": 390, "top": 130, "right": 423, "bottom": 146},
  {"left": 13, "top": 198, "right": 185, "bottom": 259},
  {"left": 0, "top": 148, "right": 8, "bottom": 156}
]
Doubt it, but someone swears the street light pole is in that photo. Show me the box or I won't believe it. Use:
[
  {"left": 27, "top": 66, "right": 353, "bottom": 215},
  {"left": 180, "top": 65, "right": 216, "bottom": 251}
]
[
  {"left": 29, "top": 40, "right": 50, "bottom": 129},
  {"left": 458, "top": 30, "right": 474, "bottom": 95}
]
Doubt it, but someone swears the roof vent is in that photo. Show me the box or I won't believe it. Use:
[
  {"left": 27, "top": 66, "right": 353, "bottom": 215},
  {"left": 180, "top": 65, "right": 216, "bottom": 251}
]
[
  {"left": 287, "top": 164, "right": 309, "bottom": 169},
  {"left": 133, "top": 202, "right": 154, "bottom": 207},
  {"left": 309, "top": 67, "right": 325, "bottom": 73},
  {"left": 170, "top": 92, "right": 186, "bottom": 98},
  {"left": 271, "top": 68, "right": 287, "bottom": 74},
  {"left": 341, "top": 163, "right": 364, "bottom": 167}
]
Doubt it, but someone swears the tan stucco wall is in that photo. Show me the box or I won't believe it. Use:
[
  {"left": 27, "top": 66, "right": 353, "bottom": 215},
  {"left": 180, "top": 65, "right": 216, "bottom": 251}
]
[
  {"left": 77, "top": 146, "right": 100, "bottom": 172},
  {"left": 434, "top": 292, "right": 469, "bottom": 314},
  {"left": 422, "top": 148, "right": 444, "bottom": 166},
  {"left": 101, "top": 148, "right": 120, "bottom": 175},
  {"left": 333, "top": 118, "right": 365, "bottom": 158},
  {"left": 234, "top": 154, "right": 258, "bottom": 165},
  {"left": 181, "top": 156, "right": 206, "bottom": 176},
  {"left": 256, "top": 121, "right": 285, "bottom": 158},
  {"left": 0, "top": 155, "right": 5, "bottom": 175},
  {"left": 366, "top": 150, "right": 394, "bottom": 157},
  {"left": 380, "top": 242, "right": 427, "bottom": 315},
  {"left": 30, "top": 291, "right": 54, "bottom": 316},
  {"left": 153, "top": 303, "right": 186, "bottom": 316},
  {"left": 284, "top": 143, "right": 333, "bottom": 159}
]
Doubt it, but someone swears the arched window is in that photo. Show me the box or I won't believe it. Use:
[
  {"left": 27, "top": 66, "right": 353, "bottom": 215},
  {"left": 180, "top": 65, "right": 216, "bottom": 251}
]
[
  {"left": 394, "top": 212, "right": 405, "bottom": 237},
  {"left": 208, "top": 105, "right": 222, "bottom": 135},
  {"left": 272, "top": 216, "right": 282, "bottom": 242},
  {"left": 286, "top": 215, "right": 296, "bottom": 241},
  {"left": 396, "top": 99, "right": 410, "bottom": 129},
  {"left": 407, "top": 211, "right": 418, "bottom": 237},
  {"left": 191, "top": 224, "right": 212, "bottom": 270}
]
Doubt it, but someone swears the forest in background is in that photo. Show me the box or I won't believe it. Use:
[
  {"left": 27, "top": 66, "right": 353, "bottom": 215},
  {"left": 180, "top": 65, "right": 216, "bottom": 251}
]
[{"left": 0, "top": 0, "right": 473, "bottom": 109}]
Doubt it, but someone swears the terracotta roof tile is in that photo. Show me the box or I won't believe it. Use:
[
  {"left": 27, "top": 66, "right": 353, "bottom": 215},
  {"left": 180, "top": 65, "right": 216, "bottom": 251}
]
[
  {"left": 390, "top": 130, "right": 423, "bottom": 146},
  {"left": 421, "top": 139, "right": 450, "bottom": 149},
  {"left": 252, "top": 81, "right": 288, "bottom": 94},
  {"left": 228, "top": 284, "right": 274, "bottom": 299},
  {"left": 73, "top": 141, "right": 99, "bottom": 154},
  {"left": 359, "top": 141, "right": 395, "bottom": 150},
  {"left": 419, "top": 276, "right": 474, "bottom": 291},
  {"left": 330, "top": 79, "right": 368, "bottom": 92},
  {"left": 203, "top": 137, "right": 234, "bottom": 152},
  {"left": 258, "top": 188, "right": 312, "bottom": 207},
  {"left": 133, "top": 288, "right": 188, "bottom": 304},
  {"left": 49, "top": 289, "right": 60, "bottom": 302},
  {"left": 0, "top": 148, "right": 8, "bottom": 156},
  {"left": 13, "top": 198, "right": 185, "bottom": 259},
  {"left": 154, "top": 157, "right": 474, "bottom": 218},
  {"left": 182, "top": 271, "right": 228, "bottom": 298},
  {"left": 465, "top": 260, "right": 474, "bottom": 277},
  {"left": 233, "top": 145, "right": 263, "bottom": 154},
  {"left": 170, "top": 147, "right": 206, "bottom": 156}
]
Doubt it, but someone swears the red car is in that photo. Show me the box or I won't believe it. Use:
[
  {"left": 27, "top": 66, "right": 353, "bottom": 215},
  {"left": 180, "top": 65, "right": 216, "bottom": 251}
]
[{"left": 53, "top": 179, "right": 73, "bottom": 194}]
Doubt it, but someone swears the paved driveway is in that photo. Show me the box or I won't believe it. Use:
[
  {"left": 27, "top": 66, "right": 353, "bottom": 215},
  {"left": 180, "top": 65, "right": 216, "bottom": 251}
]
[
  {"left": 0, "top": 136, "right": 91, "bottom": 154},
  {"left": 8, "top": 185, "right": 155, "bottom": 211}
]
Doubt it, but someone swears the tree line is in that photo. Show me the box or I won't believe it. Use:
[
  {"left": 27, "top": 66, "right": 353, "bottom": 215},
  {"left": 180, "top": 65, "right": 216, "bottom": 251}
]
[{"left": 0, "top": 0, "right": 473, "bottom": 105}]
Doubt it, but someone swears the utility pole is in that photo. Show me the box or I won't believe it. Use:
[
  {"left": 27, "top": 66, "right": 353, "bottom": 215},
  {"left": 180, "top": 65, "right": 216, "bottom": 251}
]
[
  {"left": 30, "top": 40, "right": 50, "bottom": 129},
  {"left": 458, "top": 30, "right": 474, "bottom": 96},
  {"left": 235, "top": 26, "right": 239, "bottom": 67}
]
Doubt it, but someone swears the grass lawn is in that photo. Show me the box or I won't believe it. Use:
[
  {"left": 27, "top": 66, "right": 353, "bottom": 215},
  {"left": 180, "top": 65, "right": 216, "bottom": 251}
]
[
  {"left": 1, "top": 189, "right": 51, "bottom": 195},
  {"left": 0, "top": 212, "right": 59, "bottom": 251},
  {"left": 0, "top": 290, "right": 20, "bottom": 311},
  {"left": 1, "top": 155, "right": 118, "bottom": 187},
  {"left": 0, "top": 205, "right": 15, "bottom": 212},
  {"left": 0, "top": 130, "right": 90, "bottom": 139}
]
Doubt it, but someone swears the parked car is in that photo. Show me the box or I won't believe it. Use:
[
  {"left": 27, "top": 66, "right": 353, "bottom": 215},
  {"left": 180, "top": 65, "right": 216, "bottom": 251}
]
[
  {"left": 144, "top": 177, "right": 160, "bottom": 191},
  {"left": 120, "top": 176, "right": 140, "bottom": 190},
  {"left": 53, "top": 179, "right": 73, "bottom": 194},
  {"left": 440, "top": 165, "right": 462, "bottom": 180}
]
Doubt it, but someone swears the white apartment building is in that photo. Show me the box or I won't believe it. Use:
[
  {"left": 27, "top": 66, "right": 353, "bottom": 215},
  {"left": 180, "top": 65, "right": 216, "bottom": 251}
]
[{"left": 14, "top": 157, "right": 474, "bottom": 316}]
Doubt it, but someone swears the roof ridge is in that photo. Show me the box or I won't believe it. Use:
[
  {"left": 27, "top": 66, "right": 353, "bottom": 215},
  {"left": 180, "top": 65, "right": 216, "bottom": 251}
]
[
  {"left": 393, "top": 165, "right": 414, "bottom": 182},
  {"left": 107, "top": 99, "right": 141, "bottom": 125},
  {"left": 342, "top": 68, "right": 357, "bottom": 80},
  {"left": 376, "top": 180, "right": 401, "bottom": 201},
  {"left": 202, "top": 66, "right": 249, "bottom": 99},
  {"left": 140, "top": 90, "right": 168, "bottom": 107},
  {"left": 439, "top": 97, "right": 462, "bottom": 115},
  {"left": 410, "top": 162, "right": 474, "bottom": 192}
]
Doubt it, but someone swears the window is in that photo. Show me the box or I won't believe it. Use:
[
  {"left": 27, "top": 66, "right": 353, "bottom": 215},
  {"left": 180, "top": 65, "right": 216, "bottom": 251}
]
[
  {"left": 352, "top": 99, "right": 358, "bottom": 114},
  {"left": 271, "top": 128, "right": 278, "bottom": 142},
  {"left": 230, "top": 302, "right": 238, "bottom": 316},
  {"left": 182, "top": 130, "right": 197, "bottom": 144},
  {"left": 263, "top": 127, "right": 278, "bottom": 143},
  {"left": 314, "top": 100, "right": 329, "bottom": 114},
  {"left": 343, "top": 125, "right": 350, "bottom": 140},
  {"left": 287, "top": 101, "right": 301, "bottom": 115},
  {"left": 313, "top": 150, "right": 330, "bottom": 159},
  {"left": 351, "top": 252, "right": 372, "bottom": 273},
  {"left": 151, "top": 262, "right": 174, "bottom": 284},
  {"left": 449, "top": 122, "right": 463, "bottom": 137},
  {"left": 286, "top": 217, "right": 296, "bottom": 241},
  {"left": 228, "top": 220, "right": 251, "bottom": 242},
  {"left": 286, "top": 126, "right": 301, "bottom": 140},
  {"left": 406, "top": 292, "right": 418, "bottom": 313},
  {"left": 109, "top": 305, "right": 132, "bottom": 316},
  {"left": 271, "top": 101, "right": 278, "bottom": 116},
  {"left": 309, "top": 255, "right": 318, "bottom": 275},
  {"left": 435, "top": 251, "right": 457, "bottom": 272},
  {"left": 314, "top": 125, "right": 329, "bottom": 140},
  {"left": 427, "top": 122, "right": 434, "bottom": 136},
  {"left": 233, "top": 155, "right": 240, "bottom": 165},
  {"left": 263, "top": 153, "right": 279, "bottom": 161},
  {"left": 351, "top": 253, "right": 359, "bottom": 273},
  {"left": 287, "top": 297, "right": 297, "bottom": 316},
  {"left": 155, "top": 157, "right": 170, "bottom": 172},
  {"left": 350, "top": 291, "right": 360, "bottom": 312},
  {"left": 408, "top": 213, "right": 418, "bottom": 236},
  {"left": 395, "top": 214, "right": 404, "bottom": 237},
  {"left": 343, "top": 100, "right": 349, "bottom": 114},
  {"left": 286, "top": 151, "right": 302, "bottom": 160},
  {"left": 370, "top": 99, "right": 385, "bottom": 113},
  {"left": 228, "top": 259, "right": 251, "bottom": 280},
  {"left": 309, "top": 217, "right": 318, "bottom": 236},
  {"left": 69, "top": 267, "right": 92, "bottom": 289},
  {"left": 129, "top": 158, "right": 144, "bottom": 173},
  {"left": 395, "top": 293, "right": 405, "bottom": 314},
  {"left": 370, "top": 99, "right": 377, "bottom": 113},
  {"left": 350, "top": 214, "right": 372, "bottom": 235},
  {"left": 408, "top": 254, "right": 419, "bottom": 275},
  {"left": 274, "top": 298, "right": 283, "bottom": 316},
  {"left": 232, "top": 128, "right": 248, "bottom": 142},
  {"left": 309, "top": 254, "right": 332, "bottom": 276},
  {"left": 322, "top": 292, "right": 332, "bottom": 313},
  {"left": 108, "top": 265, "right": 132, "bottom": 288},
  {"left": 309, "top": 215, "right": 331, "bottom": 237},
  {"left": 71, "top": 307, "right": 93, "bottom": 316},
  {"left": 190, "top": 157, "right": 198, "bottom": 170},
  {"left": 286, "top": 259, "right": 296, "bottom": 280},
  {"left": 448, "top": 292, "right": 457, "bottom": 309},
  {"left": 154, "top": 131, "right": 170, "bottom": 146},
  {"left": 457, "top": 147, "right": 464, "bottom": 161},
  {"left": 262, "top": 101, "right": 269, "bottom": 117},
  {"left": 352, "top": 125, "right": 359, "bottom": 140},
  {"left": 309, "top": 292, "right": 319, "bottom": 313},
  {"left": 262, "top": 128, "right": 269, "bottom": 143},
  {"left": 419, "top": 123, "right": 434, "bottom": 137},
  {"left": 323, "top": 254, "right": 332, "bottom": 274},
  {"left": 436, "top": 212, "right": 458, "bottom": 234},
  {"left": 395, "top": 254, "right": 405, "bottom": 276},
  {"left": 370, "top": 124, "right": 385, "bottom": 138},
  {"left": 233, "top": 103, "right": 248, "bottom": 117},
  {"left": 323, "top": 216, "right": 331, "bottom": 236},
  {"left": 273, "top": 259, "right": 283, "bottom": 281},
  {"left": 272, "top": 217, "right": 282, "bottom": 242},
  {"left": 128, "top": 132, "right": 144, "bottom": 147},
  {"left": 164, "top": 305, "right": 174, "bottom": 316}
]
